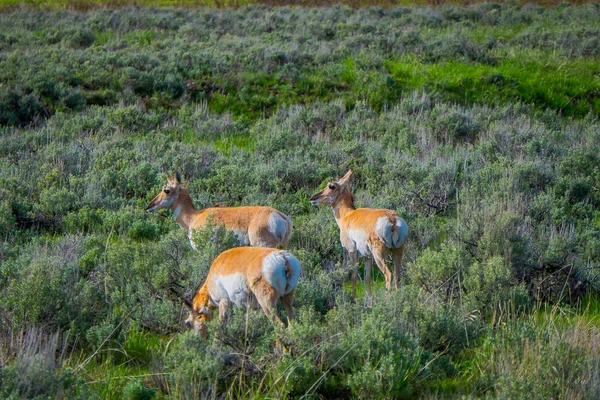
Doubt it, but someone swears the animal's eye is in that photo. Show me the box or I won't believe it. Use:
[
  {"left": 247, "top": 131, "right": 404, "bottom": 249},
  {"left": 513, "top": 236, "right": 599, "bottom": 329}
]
[
  {"left": 328, "top": 184, "right": 336, "bottom": 190},
  {"left": 164, "top": 189, "right": 171, "bottom": 194}
]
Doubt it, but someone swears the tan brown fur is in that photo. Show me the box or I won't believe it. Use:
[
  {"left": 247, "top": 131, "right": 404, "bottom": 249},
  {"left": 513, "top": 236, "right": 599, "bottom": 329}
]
[
  {"left": 310, "top": 169, "right": 408, "bottom": 294},
  {"left": 184, "top": 247, "right": 301, "bottom": 338},
  {"left": 146, "top": 172, "right": 292, "bottom": 248}
]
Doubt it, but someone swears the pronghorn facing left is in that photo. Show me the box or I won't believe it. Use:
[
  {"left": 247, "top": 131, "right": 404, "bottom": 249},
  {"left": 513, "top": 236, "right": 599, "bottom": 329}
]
[
  {"left": 310, "top": 169, "right": 408, "bottom": 294},
  {"left": 146, "top": 172, "right": 292, "bottom": 249},
  {"left": 179, "top": 247, "right": 301, "bottom": 338}
]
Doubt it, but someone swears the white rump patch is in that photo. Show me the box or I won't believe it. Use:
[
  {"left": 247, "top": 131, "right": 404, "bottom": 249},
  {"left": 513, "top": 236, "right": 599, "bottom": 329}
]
[
  {"left": 267, "top": 212, "right": 291, "bottom": 244},
  {"left": 347, "top": 229, "right": 370, "bottom": 256},
  {"left": 394, "top": 218, "right": 409, "bottom": 248},
  {"left": 375, "top": 216, "right": 408, "bottom": 248},
  {"left": 261, "top": 251, "right": 301, "bottom": 296}
]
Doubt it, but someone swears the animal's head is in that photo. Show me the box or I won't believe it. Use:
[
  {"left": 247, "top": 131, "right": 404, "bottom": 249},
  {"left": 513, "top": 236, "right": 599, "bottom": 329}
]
[
  {"left": 310, "top": 169, "right": 354, "bottom": 206},
  {"left": 146, "top": 172, "right": 183, "bottom": 212},
  {"left": 179, "top": 285, "right": 214, "bottom": 338},
  {"left": 181, "top": 295, "right": 213, "bottom": 339},
  {"left": 184, "top": 309, "right": 212, "bottom": 339}
]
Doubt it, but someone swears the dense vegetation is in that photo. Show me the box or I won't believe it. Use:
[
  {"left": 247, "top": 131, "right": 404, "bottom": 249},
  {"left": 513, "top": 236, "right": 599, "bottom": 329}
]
[
  {"left": 1, "top": 3, "right": 600, "bottom": 398},
  {"left": 2, "top": 2, "right": 600, "bottom": 127},
  {"left": 0, "top": 0, "right": 593, "bottom": 12}
]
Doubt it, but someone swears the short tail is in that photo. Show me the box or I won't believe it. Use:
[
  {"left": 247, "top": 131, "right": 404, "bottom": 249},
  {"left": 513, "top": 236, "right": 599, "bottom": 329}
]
[
  {"left": 268, "top": 212, "right": 293, "bottom": 247},
  {"left": 376, "top": 216, "right": 408, "bottom": 249},
  {"left": 284, "top": 258, "right": 293, "bottom": 278},
  {"left": 279, "top": 212, "right": 293, "bottom": 246},
  {"left": 281, "top": 252, "right": 301, "bottom": 294},
  {"left": 262, "top": 251, "right": 301, "bottom": 296}
]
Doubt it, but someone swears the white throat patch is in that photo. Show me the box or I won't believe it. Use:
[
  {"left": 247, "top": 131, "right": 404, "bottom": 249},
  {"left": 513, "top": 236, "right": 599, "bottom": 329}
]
[{"left": 173, "top": 205, "right": 182, "bottom": 219}]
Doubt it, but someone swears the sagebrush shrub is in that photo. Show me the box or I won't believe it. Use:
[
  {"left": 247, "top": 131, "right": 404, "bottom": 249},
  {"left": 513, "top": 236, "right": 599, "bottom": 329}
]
[{"left": 1, "top": 4, "right": 600, "bottom": 398}]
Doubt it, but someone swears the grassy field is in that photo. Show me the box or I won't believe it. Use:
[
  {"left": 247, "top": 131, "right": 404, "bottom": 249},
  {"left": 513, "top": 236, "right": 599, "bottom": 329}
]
[
  {"left": 1, "top": 2, "right": 600, "bottom": 399},
  {"left": 0, "top": 0, "right": 594, "bottom": 12}
]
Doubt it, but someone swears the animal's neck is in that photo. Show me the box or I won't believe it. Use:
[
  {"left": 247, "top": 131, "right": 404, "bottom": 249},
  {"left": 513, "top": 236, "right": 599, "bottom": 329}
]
[
  {"left": 332, "top": 191, "right": 355, "bottom": 225},
  {"left": 172, "top": 189, "right": 201, "bottom": 230},
  {"left": 193, "top": 284, "right": 211, "bottom": 311}
]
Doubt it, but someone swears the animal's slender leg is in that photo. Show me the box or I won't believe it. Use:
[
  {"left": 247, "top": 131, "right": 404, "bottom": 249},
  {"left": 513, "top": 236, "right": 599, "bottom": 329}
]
[
  {"left": 281, "top": 290, "right": 295, "bottom": 323},
  {"left": 348, "top": 251, "right": 358, "bottom": 298},
  {"left": 364, "top": 257, "right": 373, "bottom": 293},
  {"left": 372, "top": 247, "right": 393, "bottom": 291},
  {"left": 392, "top": 245, "right": 405, "bottom": 290},
  {"left": 218, "top": 299, "right": 230, "bottom": 323},
  {"left": 253, "top": 279, "right": 284, "bottom": 324}
]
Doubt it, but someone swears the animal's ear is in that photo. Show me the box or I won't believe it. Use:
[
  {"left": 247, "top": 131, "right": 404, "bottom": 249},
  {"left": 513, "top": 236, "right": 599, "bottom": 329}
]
[
  {"left": 337, "top": 169, "right": 354, "bottom": 186},
  {"left": 175, "top": 171, "right": 182, "bottom": 185},
  {"left": 166, "top": 172, "right": 174, "bottom": 184}
]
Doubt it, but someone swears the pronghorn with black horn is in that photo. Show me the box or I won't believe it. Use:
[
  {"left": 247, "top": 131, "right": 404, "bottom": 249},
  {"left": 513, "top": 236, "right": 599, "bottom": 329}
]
[
  {"left": 178, "top": 247, "right": 301, "bottom": 338},
  {"left": 310, "top": 169, "right": 408, "bottom": 294},
  {"left": 146, "top": 172, "right": 292, "bottom": 249}
]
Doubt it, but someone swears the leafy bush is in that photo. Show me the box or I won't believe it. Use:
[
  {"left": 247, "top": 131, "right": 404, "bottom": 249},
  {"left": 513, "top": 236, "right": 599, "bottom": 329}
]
[
  {"left": 163, "top": 331, "right": 226, "bottom": 398},
  {"left": 0, "top": 236, "right": 103, "bottom": 335},
  {"left": 475, "top": 316, "right": 600, "bottom": 399},
  {"left": 122, "top": 378, "right": 156, "bottom": 400},
  {"left": 1, "top": 3, "right": 599, "bottom": 127},
  {"left": 69, "top": 27, "right": 96, "bottom": 48},
  {"left": 0, "top": 87, "right": 44, "bottom": 126},
  {"left": 1, "top": 4, "right": 600, "bottom": 398},
  {"left": 0, "top": 328, "right": 89, "bottom": 399}
]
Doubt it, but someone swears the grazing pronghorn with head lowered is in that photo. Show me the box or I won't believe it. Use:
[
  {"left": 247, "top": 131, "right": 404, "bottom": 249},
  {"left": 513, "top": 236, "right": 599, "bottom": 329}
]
[
  {"left": 178, "top": 247, "right": 301, "bottom": 338},
  {"left": 146, "top": 172, "right": 292, "bottom": 248},
  {"left": 310, "top": 169, "right": 408, "bottom": 293}
]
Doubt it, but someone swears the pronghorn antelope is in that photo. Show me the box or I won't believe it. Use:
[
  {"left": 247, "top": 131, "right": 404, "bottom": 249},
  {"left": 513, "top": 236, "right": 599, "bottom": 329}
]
[
  {"left": 179, "top": 247, "right": 301, "bottom": 338},
  {"left": 310, "top": 169, "right": 408, "bottom": 293},
  {"left": 146, "top": 172, "right": 292, "bottom": 248}
]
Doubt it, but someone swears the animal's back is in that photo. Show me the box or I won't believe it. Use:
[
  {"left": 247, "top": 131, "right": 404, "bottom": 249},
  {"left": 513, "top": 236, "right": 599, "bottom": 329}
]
[
  {"left": 195, "top": 206, "right": 292, "bottom": 247},
  {"left": 196, "top": 206, "right": 261, "bottom": 229},
  {"left": 208, "top": 247, "right": 300, "bottom": 298},
  {"left": 345, "top": 208, "right": 408, "bottom": 249},
  {"left": 206, "top": 247, "right": 273, "bottom": 306}
]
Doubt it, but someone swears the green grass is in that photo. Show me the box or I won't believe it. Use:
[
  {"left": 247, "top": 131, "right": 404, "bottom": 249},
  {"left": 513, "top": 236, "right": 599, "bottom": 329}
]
[
  {"left": 1, "top": 3, "right": 600, "bottom": 399},
  {"left": 201, "top": 50, "right": 600, "bottom": 119},
  {"left": 198, "top": 51, "right": 600, "bottom": 120},
  {"left": 386, "top": 53, "right": 600, "bottom": 117},
  {"left": 2, "top": 3, "right": 599, "bottom": 126},
  {"left": 0, "top": 0, "right": 255, "bottom": 10},
  {"left": 70, "top": 328, "right": 167, "bottom": 398},
  {"left": 81, "top": 359, "right": 157, "bottom": 398},
  {"left": 446, "top": 294, "right": 600, "bottom": 397},
  {"left": 0, "top": 0, "right": 587, "bottom": 12},
  {"left": 213, "top": 134, "right": 256, "bottom": 154}
]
